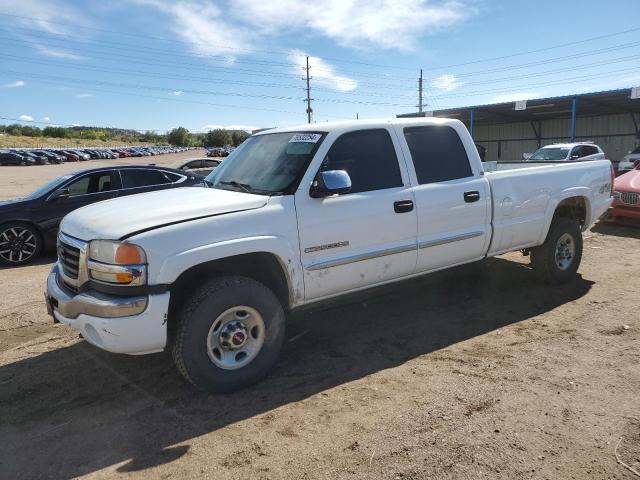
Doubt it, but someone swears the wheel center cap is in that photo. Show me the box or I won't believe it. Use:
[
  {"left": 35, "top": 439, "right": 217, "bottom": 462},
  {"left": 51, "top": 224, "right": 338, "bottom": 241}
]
[{"left": 231, "top": 332, "right": 246, "bottom": 347}]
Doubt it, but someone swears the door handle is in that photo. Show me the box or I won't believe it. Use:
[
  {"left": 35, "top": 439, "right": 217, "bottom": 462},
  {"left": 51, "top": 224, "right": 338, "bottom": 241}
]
[
  {"left": 394, "top": 200, "right": 414, "bottom": 213},
  {"left": 463, "top": 191, "right": 480, "bottom": 203}
]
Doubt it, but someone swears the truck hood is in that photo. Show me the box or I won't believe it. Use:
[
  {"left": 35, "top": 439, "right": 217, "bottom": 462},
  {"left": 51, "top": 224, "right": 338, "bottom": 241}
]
[
  {"left": 615, "top": 169, "right": 640, "bottom": 192},
  {"left": 60, "top": 187, "right": 269, "bottom": 241}
]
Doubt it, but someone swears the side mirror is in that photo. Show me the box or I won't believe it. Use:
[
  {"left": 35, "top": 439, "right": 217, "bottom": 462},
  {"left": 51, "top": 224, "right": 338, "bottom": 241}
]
[
  {"left": 49, "top": 188, "right": 70, "bottom": 201},
  {"left": 310, "top": 170, "right": 351, "bottom": 198},
  {"left": 569, "top": 155, "right": 580, "bottom": 160},
  {"left": 522, "top": 153, "right": 532, "bottom": 160}
]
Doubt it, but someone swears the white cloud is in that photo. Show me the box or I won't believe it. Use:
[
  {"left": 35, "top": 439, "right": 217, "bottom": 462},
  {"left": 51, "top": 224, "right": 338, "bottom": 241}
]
[
  {"left": 290, "top": 49, "right": 357, "bottom": 92},
  {"left": 202, "top": 124, "right": 258, "bottom": 132},
  {"left": 231, "top": 0, "right": 470, "bottom": 50},
  {"left": 430, "top": 74, "right": 462, "bottom": 92},
  {"left": 75, "top": 93, "right": 95, "bottom": 98},
  {"left": 134, "top": 0, "right": 253, "bottom": 61},
  {"left": 34, "top": 44, "right": 83, "bottom": 60},
  {"left": 2, "top": 80, "right": 25, "bottom": 88},
  {"left": 43, "top": 116, "right": 50, "bottom": 122},
  {"left": 135, "top": 0, "right": 471, "bottom": 59},
  {"left": 171, "top": 90, "right": 184, "bottom": 96},
  {"left": 491, "top": 92, "right": 541, "bottom": 104},
  {"left": 0, "top": 0, "right": 89, "bottom": 35},
  {"left": 18, "top": 114, "right": 33, "bottom": 121}
]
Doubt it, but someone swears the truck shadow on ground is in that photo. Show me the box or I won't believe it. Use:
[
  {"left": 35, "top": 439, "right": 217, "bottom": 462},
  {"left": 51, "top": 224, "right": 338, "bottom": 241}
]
[
  {"left": 591, "top": 220, "right": 640, "bottom": 239},
  {"left": 0, "top": 256, "right": 593, "bottom": 479}
]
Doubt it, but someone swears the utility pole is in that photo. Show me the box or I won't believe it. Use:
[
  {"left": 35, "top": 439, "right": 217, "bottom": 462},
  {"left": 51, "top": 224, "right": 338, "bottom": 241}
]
[
  {"left": 304, "top": 56, "right": 313, "bottom": 124},
  {"left": 418, "top": 69, "right": 423, "bottom": 113}
]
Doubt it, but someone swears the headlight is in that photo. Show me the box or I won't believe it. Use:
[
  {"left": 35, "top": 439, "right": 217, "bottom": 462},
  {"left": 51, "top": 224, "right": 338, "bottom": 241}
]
[{"left": 88, "top": 240, "right": 147, "bottom": 285}]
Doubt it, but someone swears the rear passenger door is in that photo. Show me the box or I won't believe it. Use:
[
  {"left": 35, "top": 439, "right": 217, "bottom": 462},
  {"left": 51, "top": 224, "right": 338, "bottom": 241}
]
[
  {"left": 118, "top": 169, "right": 185, "bottom": 196},
  {"left": 399, "top": 125, "right": 491, "bottom": 273},
  {"left": 295, "top": 128, "right": 418, "bottom": 300}
]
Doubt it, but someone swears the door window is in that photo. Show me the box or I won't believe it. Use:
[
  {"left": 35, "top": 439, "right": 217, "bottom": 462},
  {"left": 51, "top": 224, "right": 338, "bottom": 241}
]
[
  {"left": 120, "top": 169, "right": 172, "bottom": 188},
  {"left": 205, "top": 159, "right": 220, "bottom": 168},
  {"left": 66, "top": 173, "right": 112, "bottom": 196},
  {"left": 319, "top": 129, "right": 402, "bottom": 194},
  {"left": 403, "top": 126, "right": 472, "bottom": 184}
]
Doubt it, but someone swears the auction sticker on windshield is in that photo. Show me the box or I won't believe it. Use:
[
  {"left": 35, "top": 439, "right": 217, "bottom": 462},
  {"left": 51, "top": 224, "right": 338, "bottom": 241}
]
[{"left": 290, "top": 133, "right": 322, "bottom": 143}]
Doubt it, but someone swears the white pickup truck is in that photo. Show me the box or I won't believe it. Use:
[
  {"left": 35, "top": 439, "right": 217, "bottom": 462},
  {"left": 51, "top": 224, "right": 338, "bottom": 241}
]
[{"left": 46, "top": 118, "right": 614, "bottom": 392}]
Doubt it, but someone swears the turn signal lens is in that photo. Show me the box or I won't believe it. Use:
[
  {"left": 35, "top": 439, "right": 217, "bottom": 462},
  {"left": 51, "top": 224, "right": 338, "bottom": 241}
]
[
  {"left": 115, "top": 244, "right": 143, "bottom": 264},
  {"left": 115, "top": 272, "right": 134, "bottom": 283}
]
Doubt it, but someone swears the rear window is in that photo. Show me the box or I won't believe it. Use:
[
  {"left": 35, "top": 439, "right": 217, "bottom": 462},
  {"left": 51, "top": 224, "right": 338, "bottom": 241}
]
[
  {"left": 403, "top": 126, "right": 472, "bottom": 184},
  {"left": 121, "top": 169, "right": 172, "bottom": 188}
]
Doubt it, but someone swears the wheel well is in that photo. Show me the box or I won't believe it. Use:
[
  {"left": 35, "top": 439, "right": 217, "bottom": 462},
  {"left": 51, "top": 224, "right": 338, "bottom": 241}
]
[
  {"left": 554, "top": 197, "right": 587, "bottom": 228},
  {"left": 167, "top": 252, "right": 292, "bottom": 336}
]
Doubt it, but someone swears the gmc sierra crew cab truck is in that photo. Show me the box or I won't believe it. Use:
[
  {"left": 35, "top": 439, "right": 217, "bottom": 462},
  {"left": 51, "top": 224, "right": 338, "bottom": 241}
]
[{"left": 46, "top": 118, "right": 614, "bottom": 393}]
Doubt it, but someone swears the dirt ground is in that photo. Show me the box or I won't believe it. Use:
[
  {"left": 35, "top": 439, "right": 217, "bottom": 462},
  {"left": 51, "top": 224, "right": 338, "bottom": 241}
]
[{"left": 0, "top": 158, "right": 639, "bottom": 479}]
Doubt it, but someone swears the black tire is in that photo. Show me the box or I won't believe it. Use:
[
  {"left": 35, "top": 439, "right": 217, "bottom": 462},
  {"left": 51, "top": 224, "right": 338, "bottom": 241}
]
[
  {"left": 0, "top": 222, "right": 43, "bottom": 266},
  {"left": 530, "top": 217, "right": 583, "bottom": 284},
  {"left": 172, "top": 276, "right": 285, "bottom": 393}
]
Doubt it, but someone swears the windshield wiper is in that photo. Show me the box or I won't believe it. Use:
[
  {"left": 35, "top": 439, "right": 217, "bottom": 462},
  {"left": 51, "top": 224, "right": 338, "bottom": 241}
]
[{"left": 218, "top": 180, "right": 254, "bottom": 193}]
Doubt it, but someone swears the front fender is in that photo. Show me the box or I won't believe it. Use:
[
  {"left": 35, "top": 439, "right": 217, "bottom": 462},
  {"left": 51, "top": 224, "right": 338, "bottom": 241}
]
[{"left": 155, "top": 235, "right": 305, "bottom": 306}]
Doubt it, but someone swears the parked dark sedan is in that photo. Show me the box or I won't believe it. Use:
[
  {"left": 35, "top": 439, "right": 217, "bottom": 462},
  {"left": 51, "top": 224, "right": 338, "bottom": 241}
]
[
  {"left": 0, "top": 151, "right": 35, "bottom": 166},
  {"left": 0, "top": 166, "right": 204, "bottom": 265}
]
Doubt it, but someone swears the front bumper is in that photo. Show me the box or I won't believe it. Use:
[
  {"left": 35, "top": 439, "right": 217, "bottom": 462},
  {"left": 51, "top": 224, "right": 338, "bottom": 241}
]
[{"left": 46, "top": 264, "right": 169, "bottom": 355}]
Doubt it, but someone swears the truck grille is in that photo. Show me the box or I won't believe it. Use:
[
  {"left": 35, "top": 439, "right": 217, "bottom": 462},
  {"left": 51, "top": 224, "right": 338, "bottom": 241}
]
[
  {"left": 620, "top": 192, "right": 639, "bottom": 205},
  {"left": 58, "top": 241, "right": 80, "bottom": 279}
]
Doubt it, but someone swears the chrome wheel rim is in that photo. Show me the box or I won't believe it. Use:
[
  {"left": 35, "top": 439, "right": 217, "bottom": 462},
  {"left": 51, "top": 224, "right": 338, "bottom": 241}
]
[
  {"left": 206, "top": 306, "right": 265, "bottom": 370},
  {"left": 0, "top": 227, "right": 37, "bottom": 263},
  {"left": 555, "top": 233, "right": 575, "bottom": 271}
]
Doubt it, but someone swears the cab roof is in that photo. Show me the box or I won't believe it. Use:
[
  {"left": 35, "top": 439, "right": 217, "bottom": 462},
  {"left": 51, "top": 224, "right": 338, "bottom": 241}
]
[{"left": 254, "top": 117, "right": 461, "bottom": 135}]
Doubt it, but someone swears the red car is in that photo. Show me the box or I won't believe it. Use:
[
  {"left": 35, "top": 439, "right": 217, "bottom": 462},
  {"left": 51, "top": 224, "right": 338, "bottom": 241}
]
[{"left": 611, "top": 164, "right": 640, "bottom": 221}]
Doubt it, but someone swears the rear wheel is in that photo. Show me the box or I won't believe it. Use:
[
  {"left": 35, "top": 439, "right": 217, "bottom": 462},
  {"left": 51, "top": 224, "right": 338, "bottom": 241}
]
[
  {"left": 531, "top": 217, "right": 583, "bottom": 284},
  {"left": 0, "top": 222, "right": 43, "bottom": 266},
  {"left": 172, "top": 276, "right": 285, "bottom": 393}
]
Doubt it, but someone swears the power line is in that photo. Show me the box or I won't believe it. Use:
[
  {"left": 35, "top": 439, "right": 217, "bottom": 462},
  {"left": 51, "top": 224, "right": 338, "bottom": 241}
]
[
  {"left": 0, "top": 69, "right": 416, "bottom": 107},
  {"left": 2, "top": 12, "right": 640, "bottom": 74}
]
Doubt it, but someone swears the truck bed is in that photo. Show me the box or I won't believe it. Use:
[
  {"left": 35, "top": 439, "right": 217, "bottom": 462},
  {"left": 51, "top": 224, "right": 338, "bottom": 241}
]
[{"left": 481, "top": 159, "right": 613, "bottom": 257}]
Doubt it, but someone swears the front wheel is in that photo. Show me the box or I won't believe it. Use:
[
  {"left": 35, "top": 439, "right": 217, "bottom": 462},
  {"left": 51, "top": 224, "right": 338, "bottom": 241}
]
[
  {"left": 0, "top": 222, "right": 43, "bottom": 266},
  {"left": 530, "top": 217, "right": 583, "bottom": 284},
  {"left": 171, "top": 276, "right": 285, "bottom": 393}
]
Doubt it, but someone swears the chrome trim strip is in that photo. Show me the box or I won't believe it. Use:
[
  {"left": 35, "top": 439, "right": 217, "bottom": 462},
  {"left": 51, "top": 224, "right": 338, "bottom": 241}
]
[
  {"left": 306, "top": 242, "right": 416, "bottom": 271},
  {"left": 418, "top": 231, "right": 484, "bottom": 249},
  {"left": 87, "top": 260, "right": 147, "bottom": 286}
]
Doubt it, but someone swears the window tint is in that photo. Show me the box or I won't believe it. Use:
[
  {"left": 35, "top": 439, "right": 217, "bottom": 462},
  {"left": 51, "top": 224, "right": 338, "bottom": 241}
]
[
  {"left": 121, "top": 169, "right": 171, "bottom": 188},
  {"left": 320, "top": 129, "right": 402, "bottom": 194},
  {"left": 205, "top": 159, "right": 220, "bottom": 168},
  {"left": 184, "top": 160, "right": 202, "bottom": 169},
  {"left": 66, "top": 173, "right": 112, "bottom": 196},
  {"left": 403, "top": 126, "right": 472, "bottom": 184}
]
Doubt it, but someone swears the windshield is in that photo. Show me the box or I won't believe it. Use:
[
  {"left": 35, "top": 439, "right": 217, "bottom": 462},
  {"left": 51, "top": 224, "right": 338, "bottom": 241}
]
[
  {"left": 529, "top": 147, "right": 570, "bottom": 161},
  {"left": 205, "top": 132, "right": 326, "bottom": 195},
  {"left": 24, "top": 174, "right": 73, "bottom": 200}
]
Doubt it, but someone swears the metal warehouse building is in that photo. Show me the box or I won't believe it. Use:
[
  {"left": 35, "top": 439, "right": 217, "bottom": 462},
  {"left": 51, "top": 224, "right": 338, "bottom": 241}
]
[{"left": 429, "top": 88, "right": 640, "bottom": 163}]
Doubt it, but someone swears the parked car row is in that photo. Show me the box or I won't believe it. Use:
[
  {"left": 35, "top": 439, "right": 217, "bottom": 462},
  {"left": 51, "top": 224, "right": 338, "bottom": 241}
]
[
  {"left": 0, "top": 146, "right": 189, "bottom": 166},
  {"left": 206, "top": 146, "right": 235, "bottom": 157}
]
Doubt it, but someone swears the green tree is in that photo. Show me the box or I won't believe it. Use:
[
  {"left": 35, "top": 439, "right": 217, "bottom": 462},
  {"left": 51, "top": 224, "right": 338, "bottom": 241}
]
[
  {"left": 43, "top": 126, "right": 68, "bottom": 138},
  {"left": 5, "top": 124, "right": 23, "bottom": 135},
  {"left": 167, "top": 127, "right": 190, "bottom": 146},
  {"left": 231, "top": 130, "right": 250, "bottom": 146},
  {"left": 204, "top": 128, "right": 231, "bottom": 147}
]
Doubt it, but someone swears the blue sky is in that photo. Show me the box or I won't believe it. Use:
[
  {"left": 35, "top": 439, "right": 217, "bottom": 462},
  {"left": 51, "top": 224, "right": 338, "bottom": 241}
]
[{"left": 0, "top": 0, "right": 639, "bottom": 133}]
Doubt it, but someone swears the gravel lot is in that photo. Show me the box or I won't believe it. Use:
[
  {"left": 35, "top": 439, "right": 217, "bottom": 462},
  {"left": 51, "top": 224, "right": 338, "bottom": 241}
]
[{"left": 1, "top": 156, "right": 639, "bottom": 479}]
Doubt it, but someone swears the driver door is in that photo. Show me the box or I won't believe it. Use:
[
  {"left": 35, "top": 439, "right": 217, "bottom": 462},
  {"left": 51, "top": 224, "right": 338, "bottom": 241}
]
[{"left": 295, "top": 128, "right": 418, "bottom": 301}]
